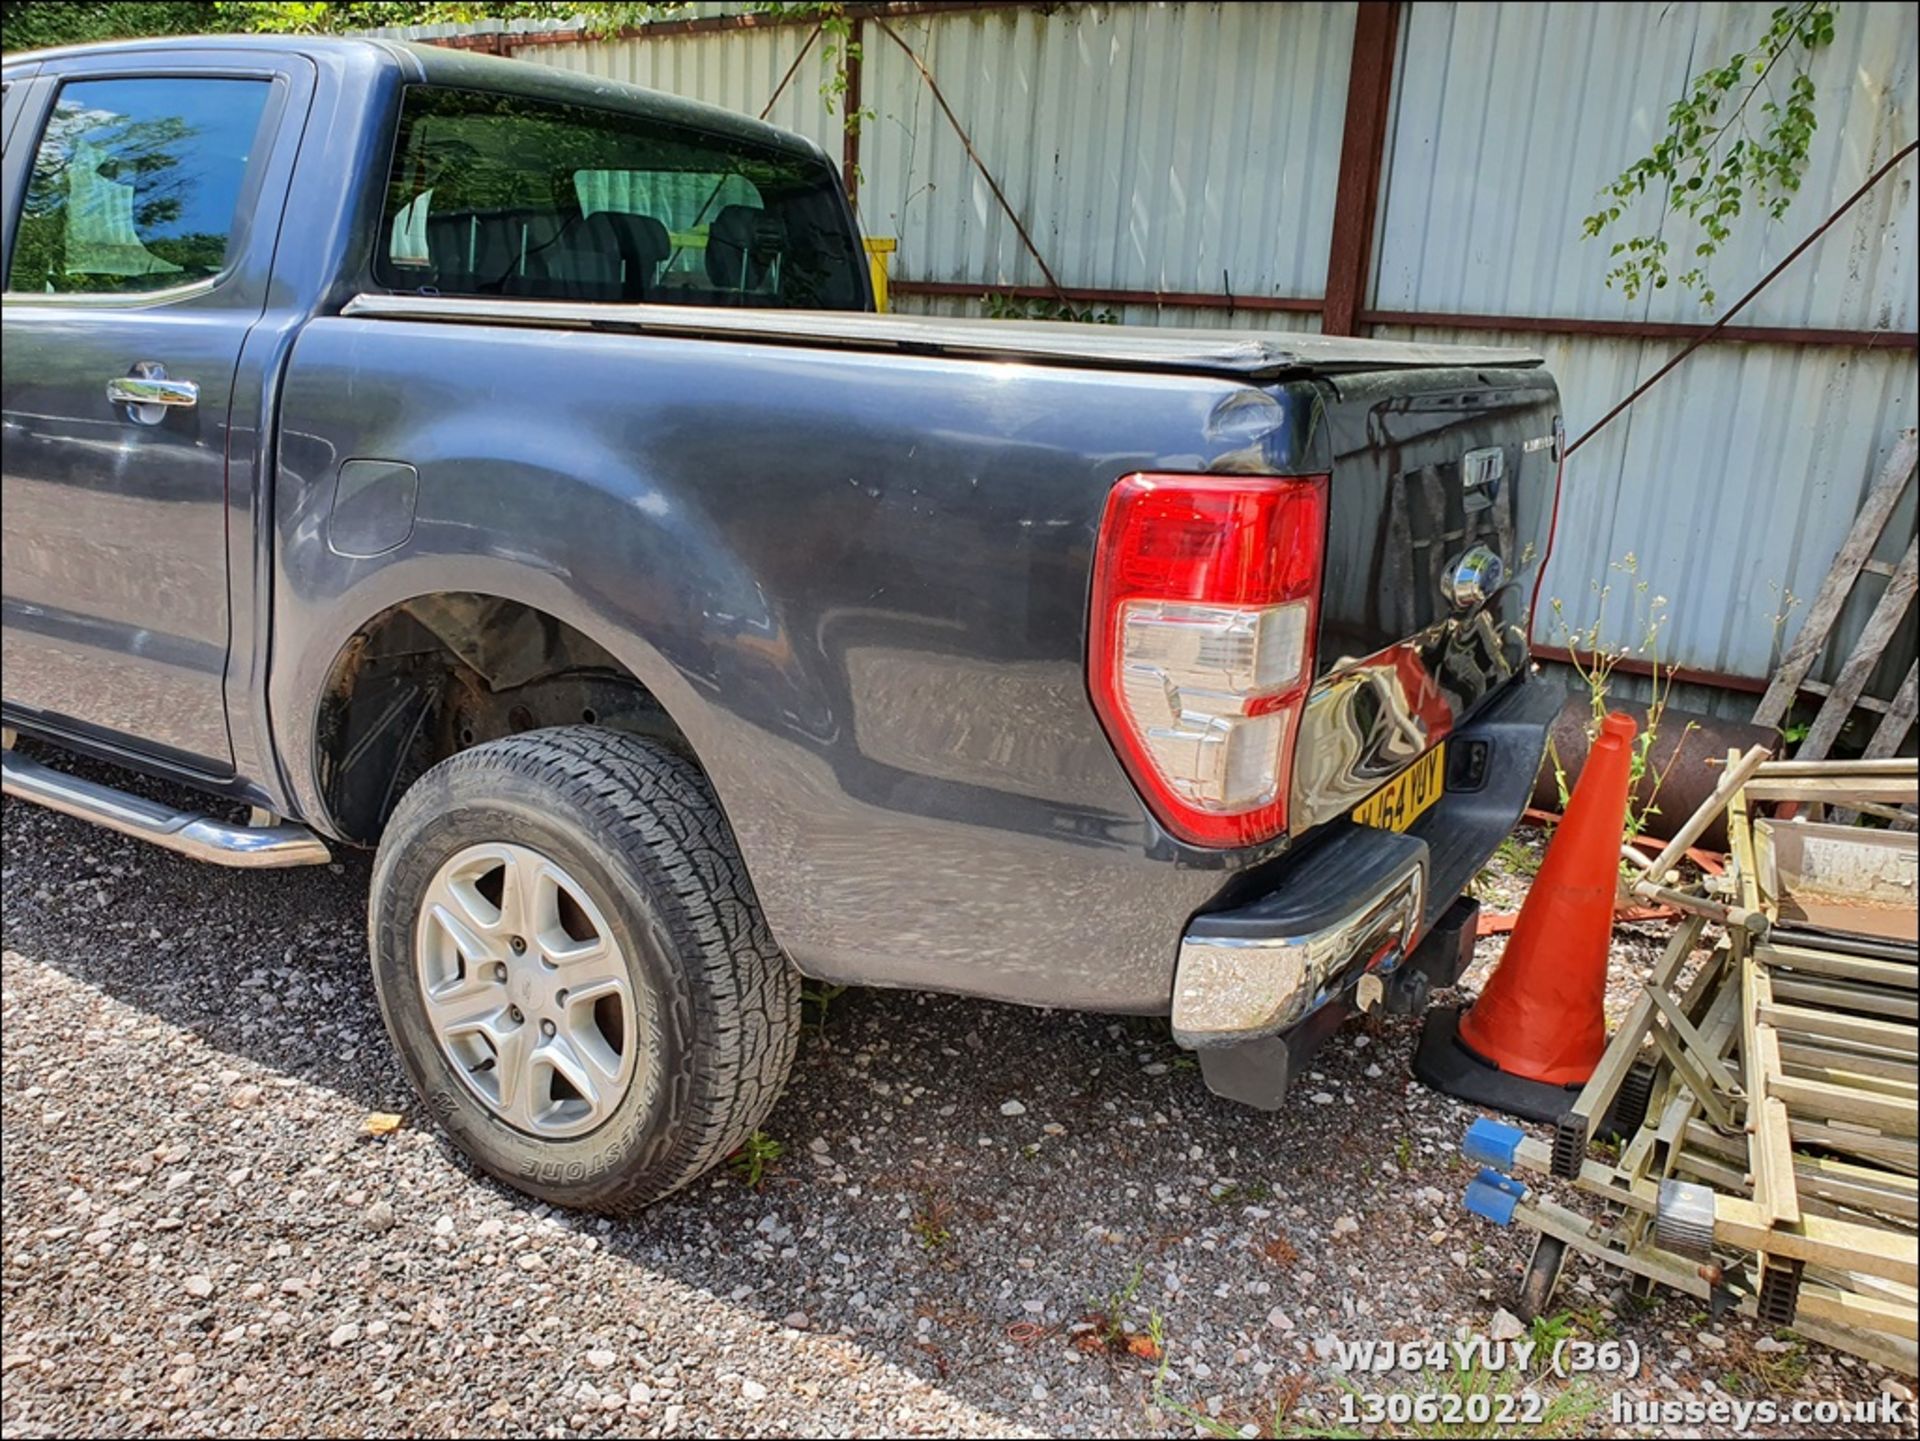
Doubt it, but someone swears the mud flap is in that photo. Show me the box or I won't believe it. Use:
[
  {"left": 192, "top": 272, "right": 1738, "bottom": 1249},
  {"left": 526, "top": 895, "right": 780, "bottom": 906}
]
[
  {"left": 1197, "top": 1034, "right": 1295, "bottom": 1112},
  {"left": 1199, "top": 896, "right": 1484, "bottom": 1111}
]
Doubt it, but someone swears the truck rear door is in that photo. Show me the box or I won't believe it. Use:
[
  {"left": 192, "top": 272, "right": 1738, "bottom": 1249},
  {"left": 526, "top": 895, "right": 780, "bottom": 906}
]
[
  {"left": 1290, "top": 366, "right": 1561, "bottom": 832},
  {"left": 0, "top": 49, "right": 312, "bottom": 773}
]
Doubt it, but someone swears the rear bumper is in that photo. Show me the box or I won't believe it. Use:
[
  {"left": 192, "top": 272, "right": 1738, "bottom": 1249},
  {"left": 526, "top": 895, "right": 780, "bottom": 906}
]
[
  {"left": 1171, "top": 671, "right": 1564, "bottom": 1099},
  {"left": 1172, "top": 833, "right": 1427, "bottom": 1046}
]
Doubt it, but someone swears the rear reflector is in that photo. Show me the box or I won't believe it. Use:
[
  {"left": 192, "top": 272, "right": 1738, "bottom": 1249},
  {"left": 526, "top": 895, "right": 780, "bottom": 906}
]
[{"left": 1090, "top": 472, "right": 1328, "bottom": 847}]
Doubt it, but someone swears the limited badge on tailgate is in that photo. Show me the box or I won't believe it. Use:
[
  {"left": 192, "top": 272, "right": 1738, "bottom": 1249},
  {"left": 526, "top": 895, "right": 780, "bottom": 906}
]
[{"left": 1352, "top": 743, "right": 1447, "bottom": 833}]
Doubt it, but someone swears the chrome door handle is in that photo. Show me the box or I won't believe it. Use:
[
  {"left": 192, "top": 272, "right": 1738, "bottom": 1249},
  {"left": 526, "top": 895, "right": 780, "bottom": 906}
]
[
  {"left": 107, "top": 376, "right": 198, "bottom": 406},
  {"left": 108, "top": 362, "right": 197, "bottom": 422}
]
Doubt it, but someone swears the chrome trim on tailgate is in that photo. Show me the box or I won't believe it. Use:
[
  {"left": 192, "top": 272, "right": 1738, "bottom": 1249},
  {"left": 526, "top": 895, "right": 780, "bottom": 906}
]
[{"left": 1291, "top": 610, "right": 1523, "bottom": 831}]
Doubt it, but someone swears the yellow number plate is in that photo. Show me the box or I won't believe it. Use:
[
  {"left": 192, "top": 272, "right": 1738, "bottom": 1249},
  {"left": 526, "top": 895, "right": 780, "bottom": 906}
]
[{"left": 1351, "top": 743, "right": 1447, "bottom": 833}]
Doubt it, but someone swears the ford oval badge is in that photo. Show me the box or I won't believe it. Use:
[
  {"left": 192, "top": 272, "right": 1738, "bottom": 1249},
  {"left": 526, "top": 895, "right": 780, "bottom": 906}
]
[{"left": 1444, "top": 545, "right": 1505, "bottom": 611}]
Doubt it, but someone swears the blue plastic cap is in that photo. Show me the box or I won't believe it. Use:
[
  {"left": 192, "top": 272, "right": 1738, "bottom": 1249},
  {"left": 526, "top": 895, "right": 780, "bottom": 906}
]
[
  {"left": 1464, "top": 1168, "right": 1528, "bottom": 1226},
  {"left": 1462, "top": 1115, "right": 1525, "bottom": 1172}
]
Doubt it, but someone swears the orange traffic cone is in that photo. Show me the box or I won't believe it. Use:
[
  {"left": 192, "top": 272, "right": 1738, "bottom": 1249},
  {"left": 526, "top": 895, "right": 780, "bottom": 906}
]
[{"left": 1414, "top": 711, "right": 1636, "bottom": 1121}]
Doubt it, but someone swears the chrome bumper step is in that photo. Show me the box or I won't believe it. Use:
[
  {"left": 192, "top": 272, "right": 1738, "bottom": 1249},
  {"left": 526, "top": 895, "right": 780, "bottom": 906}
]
[{"left": 0, "top": 747, "right": 331, "bottom": 868}]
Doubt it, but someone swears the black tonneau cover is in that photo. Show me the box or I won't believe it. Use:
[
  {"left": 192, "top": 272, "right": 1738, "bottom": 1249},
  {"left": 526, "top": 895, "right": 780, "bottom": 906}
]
[{"left": 340, "top": 293, "right": 1542, "bottom": 381}]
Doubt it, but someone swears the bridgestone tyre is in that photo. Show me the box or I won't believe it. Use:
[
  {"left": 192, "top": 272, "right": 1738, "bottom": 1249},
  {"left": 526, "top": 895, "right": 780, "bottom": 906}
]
[{"left": 368, "top": 726, "right": 800, "bottom": 1211}]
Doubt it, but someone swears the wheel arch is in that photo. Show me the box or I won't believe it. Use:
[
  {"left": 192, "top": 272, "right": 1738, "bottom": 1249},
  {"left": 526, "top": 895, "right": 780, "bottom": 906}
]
[{"left": 276, "top": 567, "right": 710, "bottom": 844}]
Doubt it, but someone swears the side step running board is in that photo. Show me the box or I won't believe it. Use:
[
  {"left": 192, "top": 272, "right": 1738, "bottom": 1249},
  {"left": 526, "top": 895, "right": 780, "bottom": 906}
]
[{"left": 1, "top": 747, "right": 331, "bottom": 868}]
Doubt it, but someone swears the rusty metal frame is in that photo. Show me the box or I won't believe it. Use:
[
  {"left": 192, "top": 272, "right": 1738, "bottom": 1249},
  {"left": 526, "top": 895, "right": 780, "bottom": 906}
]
[
  {"left": 1358, "top": 308, "right": 1918, "bottom": 352},
  {"left": 1321, "top": 1, "right": 1402, "bottom": 337},
  {"left": 842, "top": 16, "right": 865, "bottom": 211},
  {"left": 887, "top": 279, "right": 1320, "bottom": 314}
]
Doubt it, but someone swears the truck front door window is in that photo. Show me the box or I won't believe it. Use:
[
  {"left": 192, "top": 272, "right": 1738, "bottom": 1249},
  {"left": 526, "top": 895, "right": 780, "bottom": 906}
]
[{"left": 11, "top": 77, "right": 270, "bottom": 295}]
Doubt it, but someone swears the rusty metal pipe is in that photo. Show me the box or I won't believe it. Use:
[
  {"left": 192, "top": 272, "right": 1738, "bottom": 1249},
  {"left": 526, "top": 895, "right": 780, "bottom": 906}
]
[{"left": 1529, "top": 698, "right": 1777, "bottom": 850}]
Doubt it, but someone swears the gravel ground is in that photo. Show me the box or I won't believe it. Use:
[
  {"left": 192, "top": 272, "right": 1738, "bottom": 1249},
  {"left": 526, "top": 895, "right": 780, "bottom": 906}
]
[{"left": 2, "top": 756, "right": 1915, "bottom": 1439}]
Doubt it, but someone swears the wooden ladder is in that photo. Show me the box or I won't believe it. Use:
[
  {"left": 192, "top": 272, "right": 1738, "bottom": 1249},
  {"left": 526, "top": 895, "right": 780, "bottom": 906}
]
[{"left": 1753, "top": 429, "right": 1918, "bottom": 767}]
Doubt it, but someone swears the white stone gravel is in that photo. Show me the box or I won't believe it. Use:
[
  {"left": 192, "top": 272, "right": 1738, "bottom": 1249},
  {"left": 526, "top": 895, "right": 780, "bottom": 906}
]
[{"left": 2, "top": 762, "right": 1914, "bottom": 1439}]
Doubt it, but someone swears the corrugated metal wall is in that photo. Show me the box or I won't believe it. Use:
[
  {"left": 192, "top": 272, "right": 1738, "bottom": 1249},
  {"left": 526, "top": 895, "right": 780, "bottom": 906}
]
[
  {"left": 1376, "top": 2, "right": 1917, "bottom": 332},
  {"left": 1374, "top": 1, "right": 1919, "bottom": 713},
  {"left": 510, "top": 19, "right": 844, "bottom": 156},
  {"left": 858, "top": 3, "right": 1350, "bottom": 318},
  {"left": 456, "top": 2, "right": 1918, "bottom": 719}
]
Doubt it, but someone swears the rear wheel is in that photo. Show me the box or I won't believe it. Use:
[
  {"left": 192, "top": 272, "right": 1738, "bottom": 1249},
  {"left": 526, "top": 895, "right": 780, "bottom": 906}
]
[{"left": 368, "top": 726, "right": 800, "bottom": 1211}]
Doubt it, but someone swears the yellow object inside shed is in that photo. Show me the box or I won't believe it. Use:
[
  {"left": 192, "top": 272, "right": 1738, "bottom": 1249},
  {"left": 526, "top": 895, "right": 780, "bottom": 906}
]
[{"left": 864, "top": 236, "right": 896, "bottom": 312}]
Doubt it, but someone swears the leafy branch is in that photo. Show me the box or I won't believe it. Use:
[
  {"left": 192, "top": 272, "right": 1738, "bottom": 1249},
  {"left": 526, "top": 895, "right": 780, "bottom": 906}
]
[
  {"left": 750, "top": 2, "right": 875, "bottom": 137},
  {"left": 983, "top": 291, "right": 1117, "bottom": 325},
  {"left": 1582, "top": 2, "right": 1838, "bottom": 307}
]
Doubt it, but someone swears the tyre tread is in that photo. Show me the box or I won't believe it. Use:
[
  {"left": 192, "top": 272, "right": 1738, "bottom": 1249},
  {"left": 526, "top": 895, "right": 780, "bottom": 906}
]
[{"left": 376, "top": 725, "right": 799, "bottom": 1211}]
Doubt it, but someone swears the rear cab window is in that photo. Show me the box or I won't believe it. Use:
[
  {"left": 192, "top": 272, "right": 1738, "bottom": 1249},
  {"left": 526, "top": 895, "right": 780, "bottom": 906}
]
[
  {"left": 376, "top": 85, "right": 863, "bottom": 310},
  {"left": 10, "top": 76, "right": 271, "bottom": 295}
]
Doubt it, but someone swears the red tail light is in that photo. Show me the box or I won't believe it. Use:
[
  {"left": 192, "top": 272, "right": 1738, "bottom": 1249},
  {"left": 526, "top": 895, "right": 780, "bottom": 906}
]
[{"left": 1089, "top": 472, "right": 1329, "bottom": 847}]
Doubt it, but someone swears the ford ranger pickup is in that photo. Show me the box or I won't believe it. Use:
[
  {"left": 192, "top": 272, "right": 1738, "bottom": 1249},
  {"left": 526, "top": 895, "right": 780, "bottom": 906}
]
[{"left": 0, "top": 36, "right": 1564, "bottom": 1211}]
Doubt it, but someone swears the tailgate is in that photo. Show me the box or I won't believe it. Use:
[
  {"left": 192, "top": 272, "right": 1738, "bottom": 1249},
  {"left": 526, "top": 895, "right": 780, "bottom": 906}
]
[{"left": 1288, "top": 366, "right": 1561, "bottom": 831}]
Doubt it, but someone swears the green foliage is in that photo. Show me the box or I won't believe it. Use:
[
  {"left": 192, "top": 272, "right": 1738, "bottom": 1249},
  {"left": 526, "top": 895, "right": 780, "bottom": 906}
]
[
  {"left": 1090, "top": 1261, "right": 1146, "bottom": 1350},
  {"left": 726, "top": 1128, "right": 782, "bottom": 1189},
  {"left": 1495, "top": 835, "right": 1541, "bottom": 878},
  {"left": 1165, "top": 1364, "right": 1599, "bottom": 1440},
  {"left": 756, "top": 3, "right": 873, "bottom": 133},
  {"left": 1547, "top": 554, "right": 1699, "bottom": 845},
  {"left": 3, "top": 2, "right": 231, "bottom": 52},
  {"left": 983, "top": 290, "right": 1118, "bottom": 324},
  {"left": 220, "top": 2, "right": 689, "bottom": 37},
  {"left": 1564, "top": 1302, "right": 1615, "bottom": 1341},
  {"left": 1077, "top": 1260, "right": 1166, "bottom": 1371},
  {"left": 1528, "top": 1310, "right": 1574, "bottom": 1352},
  {"left": 800, "top": 979, "right": 848, "bottom": 1036},
  {"left": 1207, "top": 1178, "right": 1274, "bottom": 1207},
  {"left": 1723, "top": 1333, "right": 1812, "bottom": 1393},
  {"left": 3, "top": 1, "right": 878, "bottom": 143},
  {"left": 908, "top": 1193, "right": 954, "bottom": 1252},
  {"left": 1582, "top": 3, "right": 1838, "bottom": 307},
  {"left": 1, "top": 2, "right": 695, "bottom": 53},
  {"left": 1359, "top": 1366, "right": 1602, "bottom": 1440}
]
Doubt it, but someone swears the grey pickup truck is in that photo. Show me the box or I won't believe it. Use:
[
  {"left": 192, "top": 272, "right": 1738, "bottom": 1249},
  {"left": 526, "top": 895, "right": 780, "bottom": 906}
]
[{"left": 1, "top": 36, "right": 1564, "bottom": 1211}]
